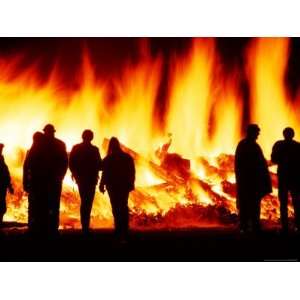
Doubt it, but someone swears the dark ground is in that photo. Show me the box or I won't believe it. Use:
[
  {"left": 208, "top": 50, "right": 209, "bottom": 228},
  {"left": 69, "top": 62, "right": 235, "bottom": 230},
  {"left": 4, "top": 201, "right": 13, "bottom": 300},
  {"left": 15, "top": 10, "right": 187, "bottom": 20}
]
[{"left": 0, "top": 225, "right": 299, "bottom": 262}]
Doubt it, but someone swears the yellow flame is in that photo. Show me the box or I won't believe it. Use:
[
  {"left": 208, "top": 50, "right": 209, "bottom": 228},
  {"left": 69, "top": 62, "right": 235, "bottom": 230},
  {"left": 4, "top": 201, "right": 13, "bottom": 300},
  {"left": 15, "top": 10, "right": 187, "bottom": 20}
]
[{"left": 247, "top": 37, "right": 299, "bottom": 157}]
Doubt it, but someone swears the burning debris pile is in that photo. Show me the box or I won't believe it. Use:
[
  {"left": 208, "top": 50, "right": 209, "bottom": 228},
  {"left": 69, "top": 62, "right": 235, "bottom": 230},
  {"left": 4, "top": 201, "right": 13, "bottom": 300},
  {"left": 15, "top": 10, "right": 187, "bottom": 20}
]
[{"left": 4, "top": 137, "right": 283, "bottom": 230}]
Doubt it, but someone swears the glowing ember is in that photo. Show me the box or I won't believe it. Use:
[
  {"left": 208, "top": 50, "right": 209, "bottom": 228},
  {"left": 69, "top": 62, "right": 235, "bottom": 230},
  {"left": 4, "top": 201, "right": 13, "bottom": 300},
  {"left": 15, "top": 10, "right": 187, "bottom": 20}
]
[{"left": 0, "top": 38, "right": 297, "bottom": 229}]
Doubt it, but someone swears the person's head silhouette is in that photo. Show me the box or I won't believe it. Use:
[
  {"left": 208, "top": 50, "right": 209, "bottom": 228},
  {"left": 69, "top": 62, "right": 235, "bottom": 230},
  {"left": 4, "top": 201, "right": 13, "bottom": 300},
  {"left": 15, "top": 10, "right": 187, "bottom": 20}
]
[
  {"left": 33, "top": 131, "right": 44, "bottom": 143},
  {"left": 283, "top": 127, "right": 295, "bottom": 141},
  {"left": 108, "top": 137, "right": 121, "bottom": 155},
  {"left": 43, "top": 124, "right": 56, "bottom": 138},
  {"left": 82, "top": 130, "right": 94, "bottom": 143},
  {"left": 246, "top": 124, "right": 260, "bottom": 141}
]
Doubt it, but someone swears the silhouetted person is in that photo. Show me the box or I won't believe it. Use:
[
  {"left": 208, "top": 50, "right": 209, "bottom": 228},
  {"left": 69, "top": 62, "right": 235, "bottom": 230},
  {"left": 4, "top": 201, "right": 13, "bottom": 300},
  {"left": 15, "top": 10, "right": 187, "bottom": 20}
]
[
  {"left": 100, "top": 137, "right": 135, "bottom": 242},
  {"left": 0, "top": 144, "right": 14, "bottom": 227},
  {"left": 23, "top": 131, "right": 45, "bottom": 233},
  {"left": 69, "top": 130, "right": 102, "bottom": 234},
  {"left": 271, "top": 127, "right": 300, "bottom": 232},
  {"left": 42, "top": 124, "right": 68, "bottom": 234},
  {"left": 25, "top": 124, "right": 68, "bottom": 236},
  {"left": 235, "top": 124, "right": 272, "bottom": 233}
]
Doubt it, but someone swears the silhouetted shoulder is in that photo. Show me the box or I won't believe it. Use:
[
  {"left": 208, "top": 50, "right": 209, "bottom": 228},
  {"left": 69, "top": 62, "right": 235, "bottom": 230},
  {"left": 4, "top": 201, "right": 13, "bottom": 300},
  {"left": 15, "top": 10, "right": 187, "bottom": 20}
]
[
  {"left": 102, "top": 151, "right": 133, "bottom": 168},
  {"left": 274, "top": 140, "right": 284, "bottom": 146},
  {"left": 90, "top": 144, "right": 100, "bottom": 155},
  {"left": 294, "top": 140, "right": 300, "bottom": 147},
  {"left": 70, "top": 143, "right": 81, "bottom": 153},
  {"left": 272, "top": 140, "right": 285, "bottom": 150},
  {"left": 72, "top": 143, "right": 81, "bottom": 149},
  {"left": 54, "top": 138, "right": 66, "bottom": 149},
  {"left": 236, "top": 138, "right": 247, "bottom": 147},
  {"left": 91, "top": 145, "right": 99, "bottom": 151},
  {"left": 122, "top": 151, "right": 133, "bottom": 161},
  {"left": 101, "top": 155, "right": 109, "bottom": 168},
  {"left": 236, "top": 138, "right": 263, "bottom": 153},
  {"left": 235, "top": 139, "right": 248, "bottom": 153},
  {"left": 72, "top": 143, "right": 99, "bottom": 152},
  {"left": 237, "top": 139, "right": 246, "bottom": 146}
]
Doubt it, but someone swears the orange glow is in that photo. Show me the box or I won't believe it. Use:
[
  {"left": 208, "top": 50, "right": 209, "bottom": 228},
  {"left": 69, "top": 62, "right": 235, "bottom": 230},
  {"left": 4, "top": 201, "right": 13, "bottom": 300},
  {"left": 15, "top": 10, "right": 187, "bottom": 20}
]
[
  {"left": 247, "top": 38, "right": 299, "bottom": 157},
  {"left": 0, "top": 38, "right": 297, "bottom": 229}
]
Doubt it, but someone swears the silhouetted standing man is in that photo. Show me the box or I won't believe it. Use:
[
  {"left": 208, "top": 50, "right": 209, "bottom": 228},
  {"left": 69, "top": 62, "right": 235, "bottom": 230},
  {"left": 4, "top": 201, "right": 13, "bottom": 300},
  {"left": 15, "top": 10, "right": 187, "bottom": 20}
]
[
  {"left": 271, "top": 127, "right": 300, "bottom": 232},
  {"left": 0, "top": 144, "right": 14, "bottom": 227},
  {"left": 235, "top": 124, "right": 272, "bottom": 233},
  {"left": 42, "top": 124, "right": 68, "bottom": 235},
  {"left": 23, "top": 131, "right": 45, "bottom": 233},
  {"left": 69, "top": 130, "right": 102, "bottom": 234},
  {"left": 100, "top": 137, "right": 135, "bottom": 242}
]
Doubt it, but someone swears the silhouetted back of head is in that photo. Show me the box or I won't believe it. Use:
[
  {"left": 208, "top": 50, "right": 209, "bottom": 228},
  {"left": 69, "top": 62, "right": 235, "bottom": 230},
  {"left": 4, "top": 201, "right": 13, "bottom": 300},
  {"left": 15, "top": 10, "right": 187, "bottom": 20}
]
[
  {"left": 246, "top": 124, "right": 260, "bottom": 140},
  {"left": 283, "top": 127, "right": 295, "bottom": 140},
  {"left": 43, "top": 124, "right": 56, "bottom": 137},
  {"left": 82, "top": 129, "right": 94, "bottom": 143},
  {"left": 33, "top": 131, "right": 44, "bottom": 143},
  {"left": 108, "top": 137, "right": 121, "bottom": 155},
  {"left": 0, "top": 143, "right": 4, "bottom": 155}
]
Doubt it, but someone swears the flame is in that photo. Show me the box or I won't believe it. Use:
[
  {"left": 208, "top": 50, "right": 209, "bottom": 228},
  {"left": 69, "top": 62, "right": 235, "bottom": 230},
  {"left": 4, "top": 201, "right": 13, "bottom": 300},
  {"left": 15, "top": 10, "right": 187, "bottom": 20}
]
[
  {"left": 0, "top": 38, "right": 297, "bottom": 229},
  {"left": 247, "top": 38, "right": 300, "bottom": 157}
]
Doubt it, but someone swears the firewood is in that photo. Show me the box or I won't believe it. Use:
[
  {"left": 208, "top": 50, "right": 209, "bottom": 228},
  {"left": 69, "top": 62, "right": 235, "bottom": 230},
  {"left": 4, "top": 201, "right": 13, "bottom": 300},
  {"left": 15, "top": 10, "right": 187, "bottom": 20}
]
[{"left": 103, "top": 138, "right": 185, "bottom": 186}]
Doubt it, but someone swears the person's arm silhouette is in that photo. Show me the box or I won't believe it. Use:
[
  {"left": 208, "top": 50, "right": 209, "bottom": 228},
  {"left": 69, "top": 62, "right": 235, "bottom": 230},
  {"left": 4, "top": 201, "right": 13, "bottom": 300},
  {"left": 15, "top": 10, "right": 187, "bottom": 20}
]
[
  {"left": 271, "top": 142, "right": 280, "bottom": 164},
  {"left": 99, "top": 176, "right": 105, "bottom": 193},
  {"left": 128, "top": 156, "right": 135, "bottom": 191},
  {"left": 99, "top": 158, "right": 107, "bottom": 193},
  {"left": 5, "top": 163, "right": 13, "bottom": 194}
]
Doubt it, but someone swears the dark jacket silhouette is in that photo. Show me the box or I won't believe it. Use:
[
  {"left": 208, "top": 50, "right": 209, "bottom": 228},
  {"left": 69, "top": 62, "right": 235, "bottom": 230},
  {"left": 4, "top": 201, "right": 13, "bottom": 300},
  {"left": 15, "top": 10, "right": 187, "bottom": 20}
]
[
  {"left": 0, "top": 144, "right": 13, "bottom": 225},
  {"left": 100, "top": 137, "right": 135, "bottom": 240},
  {"left": 23, "top": 131, "right": 45, "bottom": 232},
  {"left": 235, "top": 124, "right": 271, "bottom": 232},
  {"left": 69, "top": 130, "right": 102, "bottom": 233},
  {"left": 271, "top": 127, "right": 300, "bottom": 231},
  {"left": 24, "top": 125, "right": 68, "bottom": 235}
]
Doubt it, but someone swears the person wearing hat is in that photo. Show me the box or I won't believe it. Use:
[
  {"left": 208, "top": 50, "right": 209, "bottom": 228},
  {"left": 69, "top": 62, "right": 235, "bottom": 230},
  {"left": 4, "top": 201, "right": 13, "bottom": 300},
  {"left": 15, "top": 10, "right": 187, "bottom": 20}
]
[
  {"left": 235, "top": 124, "right": 272, "bottom": 233},
  {"left": 69, "top": 129, "right": 102, "bottom": 234},
  {"left": 42, "top": 124, "right": 68, "bottom": 234},
  {"left": 25, "top": 124, "right": 68, "bottom": 235},
  {"left": 0, "top": 143, "right": 14, "bottom": 226}
]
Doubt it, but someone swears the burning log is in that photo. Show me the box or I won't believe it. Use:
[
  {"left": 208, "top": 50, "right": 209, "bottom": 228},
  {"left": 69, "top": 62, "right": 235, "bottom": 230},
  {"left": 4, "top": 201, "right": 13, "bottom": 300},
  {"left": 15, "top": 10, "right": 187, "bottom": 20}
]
[
  {"left": 103, "top": 138, "right": 186, "bottom": 186},
  {"left": 130, "top": 188, "right": 161, "bottom": 212},
  {"left": 197, "top": 157, "right": 226, "bottom": 178},
  {"left": 215, "top": 154, "right": 235, "bottom": 171},
  {"left": 155, "top": 136, "right": 191, "bottom": 180},
  {"left": 160, "top": 153, "right": 190, "bottom": 181},
  {"left": 221, "top": 180, "right": 236, "bottom": 198}
]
